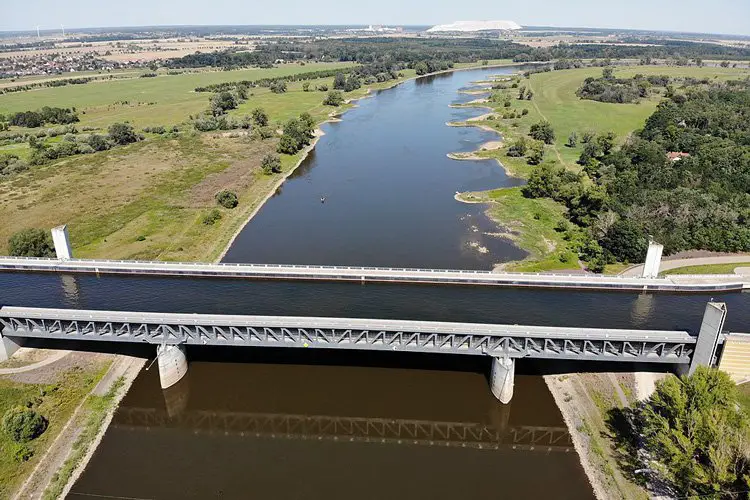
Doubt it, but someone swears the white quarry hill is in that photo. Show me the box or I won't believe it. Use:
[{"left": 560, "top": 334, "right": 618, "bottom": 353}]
[{"left": 427, "top": 20, "right": 522, "bottom": 32}]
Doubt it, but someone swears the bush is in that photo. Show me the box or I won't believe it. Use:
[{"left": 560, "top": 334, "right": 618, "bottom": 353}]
[
  {"left": 269, "top": 81, "right": 287, "bottom": 94},
  {"left": 2, "top": 406, "right": 48, "bottom": 443},
  {"left": 215, "top": 190, "right": 239, "bottom": 209},
  {"left": 8, "top": 228, "right": 55, "bottom": 257},
  {"left": 12, "top": 443, "right": 33, "bottom": 462},
  {"left": 108, "top": 123, "right": 139, "bottom": 145},
  {"left": 323, "top": 90, "right": 345, "bottom": 107},
  {"left": 261, "top": 153, "right": 282, "bottom": 174},
  {"left": 251, "top": 108, "right": 268, "bottom": 127},
  {"left": 253, "top": 126, "right": 275, "bottom": 140},
  {"left": 202, "top": 209, "right": 222, "bottom": 225}
]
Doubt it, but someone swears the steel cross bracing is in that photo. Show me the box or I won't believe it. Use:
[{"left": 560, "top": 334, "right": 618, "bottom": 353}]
[
  {"left": 113, "top": 408, "right": 574, "bottom": 452},
  {"left": 0, "top": 307, "right": 696, "bottom": 363}
]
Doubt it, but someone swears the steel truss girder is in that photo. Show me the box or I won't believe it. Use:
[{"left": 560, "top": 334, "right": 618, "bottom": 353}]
[{"left": 0, "top": 316, "right": 693, "bottom": 363}]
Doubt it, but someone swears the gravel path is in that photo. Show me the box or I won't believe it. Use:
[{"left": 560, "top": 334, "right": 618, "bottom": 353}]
[{"left": 621, "top": 255, "right": 750, "bottom": 277}]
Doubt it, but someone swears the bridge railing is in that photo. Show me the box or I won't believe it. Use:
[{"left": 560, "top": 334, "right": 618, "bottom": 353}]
[{"left": 0, "top": 256, "right": 675, "bottom": 280}]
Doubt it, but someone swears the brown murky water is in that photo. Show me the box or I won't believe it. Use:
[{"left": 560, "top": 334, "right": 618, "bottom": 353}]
[{"left": 69, "top": 349, "right": 594, "bottom": 499}]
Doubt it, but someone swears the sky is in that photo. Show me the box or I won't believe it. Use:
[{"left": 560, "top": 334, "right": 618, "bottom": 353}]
[{"left": 3, "top": 0, "right": 750, "bottom": 36}]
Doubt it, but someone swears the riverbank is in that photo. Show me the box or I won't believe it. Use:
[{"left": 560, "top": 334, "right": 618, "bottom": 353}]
[
  {"left": 546, "top": 372, "right": 651, "bottom": 500},
  {"left": 7, "top": 353, "right": 144, "bottom": 499}
]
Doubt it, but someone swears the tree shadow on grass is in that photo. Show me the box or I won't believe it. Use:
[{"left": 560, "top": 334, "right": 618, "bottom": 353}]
[{"left": 604, "top": 405, "right": 651, "bottom": 489}]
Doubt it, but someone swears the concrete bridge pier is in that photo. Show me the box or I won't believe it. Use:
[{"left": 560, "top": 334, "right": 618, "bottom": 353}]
[
  {"left": 0, "top": 335, "right": 22, "bottom": 362},
  {"left": 490, "top": 357, "right": 515, "bottom": 404},
  {"left": 157, "top": 344, "right": 188, "bottom": 389}
]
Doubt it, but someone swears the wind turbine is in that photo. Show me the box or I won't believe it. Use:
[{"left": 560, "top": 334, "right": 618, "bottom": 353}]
[{"left": 61, "top": 24, "right": 65, "bottom": 37}]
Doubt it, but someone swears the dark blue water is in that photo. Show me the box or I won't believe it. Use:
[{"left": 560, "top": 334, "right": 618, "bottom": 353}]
[{"left": 223, "top": 69, "right": 526, "bottom": 268}]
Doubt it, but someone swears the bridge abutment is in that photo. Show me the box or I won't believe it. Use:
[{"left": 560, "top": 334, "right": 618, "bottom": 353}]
[
  {"left": 157, "top": 344, "right": 188, "bottom": 389},
  {"left": 0, "top": 335, "right": 22, "bottom": 362},
  {"left": 688, "top": 301, "right": 727, "bottom": 375},
  {"left": 490, "top": 357, "right": 515, "bottom": 404}
]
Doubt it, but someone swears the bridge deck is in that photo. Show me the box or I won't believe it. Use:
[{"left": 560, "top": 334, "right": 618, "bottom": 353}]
[{"left": 0, "top": 257, "right": 747, "bottom": 292}]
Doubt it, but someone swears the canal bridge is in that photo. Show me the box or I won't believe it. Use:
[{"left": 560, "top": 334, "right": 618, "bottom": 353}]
[
  {"left": 0, "top": 302, "right": 730, "bottom": 403},
  {"left": 1, "top": 256, "right": 749, "bottom": 293}
]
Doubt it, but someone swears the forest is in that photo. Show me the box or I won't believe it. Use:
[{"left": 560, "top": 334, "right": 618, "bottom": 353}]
[
  {"left": 166, "top": 38, "right": 750, "bottom": 70},
  {"left": 523, "top": 79, "right": 750, "bottom": 268}
]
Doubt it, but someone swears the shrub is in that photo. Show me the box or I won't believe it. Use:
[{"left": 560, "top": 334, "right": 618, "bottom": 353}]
[
  {"left": 261, "top": 153, "right": 282, "bottom": 174},
  {"left": 12, "top": 443, "right": 33, "bottom": 462},
  {"left": 323, "top": 90, "right": 345, "bottom": 107},
  {"left": 108, "top": 123, "right": 139, "bottom": 145},
  {"left": 202, "top": 209, "right": 222, "bottom": 225},
  {"left": 2, "top": 406, "right": 48, "bottom": 443},
  {"left": 215, "top": 190, "right": 239, "bottom": 209},
  {"left": 8, "top": 228, "right": 55, "bottom": 257},
  {"left": 269, "top": 81, "right": 287, "bottom": 94},
  {"left": 253, "top": 126, "right": 275, "bottom": 140},
  {"left": 251, "top": 108, "right": 268, "bottom": 127}
]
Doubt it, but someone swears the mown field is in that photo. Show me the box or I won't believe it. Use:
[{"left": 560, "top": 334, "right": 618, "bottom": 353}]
[{"left": 458, "top": 64, "right": 750, "bottom": 271}]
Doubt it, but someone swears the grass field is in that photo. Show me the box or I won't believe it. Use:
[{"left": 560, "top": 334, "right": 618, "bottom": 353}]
[
  {"left": 663, "top": 263, "right": 746, "bottom": 275},
  {"left": 457, "top": 64, "right": 750, "bottom": 271},
  {"left": 0, "top": 62, "right": 354, "bottom": 129}
]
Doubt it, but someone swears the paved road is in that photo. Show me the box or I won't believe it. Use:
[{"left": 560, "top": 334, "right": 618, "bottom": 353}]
[{"left": 621, "top": 255, "right": 750, "bottom": 277}]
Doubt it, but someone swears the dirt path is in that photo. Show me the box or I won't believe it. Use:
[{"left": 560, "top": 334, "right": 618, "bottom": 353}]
[
  {"left": 527, "top": 80, "right": 566, "bottom": 165},
  {"left": 621, "top": 254, "right": 750, "bottom": 277},
  {"left": 0, "top": 350, "right": 71, "bottom": 375}
]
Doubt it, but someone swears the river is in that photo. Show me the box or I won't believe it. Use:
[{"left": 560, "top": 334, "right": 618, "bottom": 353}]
[{"left": 6, "top": 66, "right": 741, "bottom": 499}]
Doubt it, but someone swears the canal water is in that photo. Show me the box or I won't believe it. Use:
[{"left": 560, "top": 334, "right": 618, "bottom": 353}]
[{"left": 6, "top": 67, "right": 740, "bottom": 498}]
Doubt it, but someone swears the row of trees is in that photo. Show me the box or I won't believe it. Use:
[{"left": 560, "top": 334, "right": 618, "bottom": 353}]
[{"left": 4, "top": 107, "right": 79, "bottom": 128}]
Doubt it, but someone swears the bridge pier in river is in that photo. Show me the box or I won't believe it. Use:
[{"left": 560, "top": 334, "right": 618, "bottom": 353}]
[
  {"left": 490, "top": 357, "right": 515, "bottom": 404},
  {"left": 157, "top": 344, "right": 188, "bottom": 389}
]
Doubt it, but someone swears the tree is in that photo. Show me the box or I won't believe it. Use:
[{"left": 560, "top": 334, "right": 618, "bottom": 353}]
[
  {"left": 526, "top": 140, "right": 545, "bottom": 165},
  {"left": 506, "top": 137, "right": 528, "bottom": 157},
  {"left": 299, "top": 112, "right": 316, "bottom": 138},
  {"left": 323, "top": 90, "right": 345, "bottom": 106},
  {"left": 251, "top": 108, "right": 268, "bottom": 127},
  {"left": 261, "top": 153, "right": 282, "bottom": 174},
  {"left": 8, "top": 228, "right": 55, "bottom": 257},
  {"left": 596, "top": 131, "right": 617, "bottom": 156},
  {"left": 414, "top": 62, "right": 429, "bottom": 75},
  {"left": 107, "top": 123, "right": 139, "bottom": 145},
  {"left": 333, "top": 72, "right": 347, "bottom": 90},
  {"left": 343, "top": 75, "right": 361, "bottom": 92},
  {"left": 526, "top": 90, "right": 534, "bottom": 100},
  {"left": 566, "top": 132, "right": 578, "bottom": 148},
  {"left": 2, "top": 407, "right": 47, "bottom": 443},
  {"left": 210, "top": 91, "right": 237, "bottom": 114},
  {"left": 600, "top": 219, "right": 647, "bottom": 263},
  {"left": 302, "top": 82, "right": 311, "bottom": 92},
  {"left": 269, "top": 80, "right": 287, "bottom": 94},
  {"left": 215, "top": 190, "right": 238, "bottom": 209},
  {"left": 529, "top": 120, "right": 555, "bottom": 145},
  {"left": 602, "top": 67, "right": 614, "bottom": 80},
  {"left": 518, "top": 87, "right": 526, "bottom": 100},
  {"left": 631, "top": 367, "right": 750, "bottom": 497}
]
